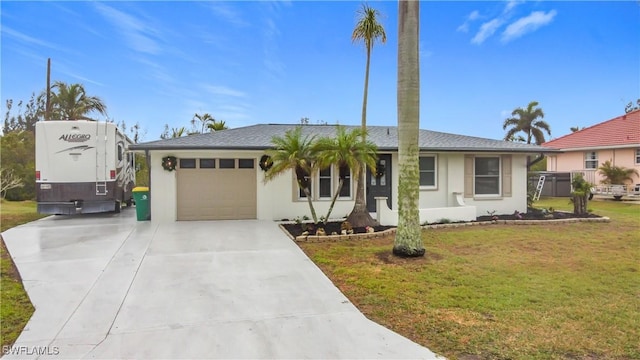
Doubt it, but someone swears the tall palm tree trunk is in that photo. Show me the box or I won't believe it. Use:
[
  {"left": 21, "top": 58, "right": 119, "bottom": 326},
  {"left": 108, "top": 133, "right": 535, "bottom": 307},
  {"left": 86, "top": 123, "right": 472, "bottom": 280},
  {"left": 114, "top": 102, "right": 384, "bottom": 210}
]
[
  {"left": 348, "top": 45, "right": 377, "bottom": 228},
  {"left": 394, "top": 0, "right": 425, "bottom": 258}
]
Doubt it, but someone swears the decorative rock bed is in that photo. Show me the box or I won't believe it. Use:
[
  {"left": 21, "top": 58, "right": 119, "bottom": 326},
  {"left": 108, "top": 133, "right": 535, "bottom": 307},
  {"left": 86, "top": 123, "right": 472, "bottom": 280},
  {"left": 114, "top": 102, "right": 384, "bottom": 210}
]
[{"left": 280, "top": 216, "right": 610, "bottom": 243}]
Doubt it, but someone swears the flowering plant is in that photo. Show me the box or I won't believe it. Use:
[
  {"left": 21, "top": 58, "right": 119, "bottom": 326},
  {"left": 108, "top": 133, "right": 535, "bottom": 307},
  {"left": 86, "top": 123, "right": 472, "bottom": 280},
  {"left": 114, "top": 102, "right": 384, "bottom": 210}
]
[{"left": 162, "top": 156, "right": 177, "bottom": 172}]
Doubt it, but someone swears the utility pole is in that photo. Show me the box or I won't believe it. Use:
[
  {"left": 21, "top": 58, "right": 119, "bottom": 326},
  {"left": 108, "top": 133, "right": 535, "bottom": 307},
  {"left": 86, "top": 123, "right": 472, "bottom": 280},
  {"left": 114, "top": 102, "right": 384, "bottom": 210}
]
[{"left": 45, "top": 58, "right": 51, "bottom": 121}]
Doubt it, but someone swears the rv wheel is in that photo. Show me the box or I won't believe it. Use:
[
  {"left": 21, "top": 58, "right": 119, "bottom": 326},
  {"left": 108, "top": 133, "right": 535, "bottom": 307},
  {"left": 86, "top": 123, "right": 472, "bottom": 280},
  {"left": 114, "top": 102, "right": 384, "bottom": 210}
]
[{"left": 125, "top": 198, "right": 133, "bottom": 207}]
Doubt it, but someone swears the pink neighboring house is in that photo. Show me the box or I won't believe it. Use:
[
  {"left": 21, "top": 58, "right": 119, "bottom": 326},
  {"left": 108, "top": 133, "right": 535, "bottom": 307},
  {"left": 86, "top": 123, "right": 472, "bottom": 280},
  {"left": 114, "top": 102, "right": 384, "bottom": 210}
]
[{"left": 542, "top": 109, "right": 640, "bottom": 186}]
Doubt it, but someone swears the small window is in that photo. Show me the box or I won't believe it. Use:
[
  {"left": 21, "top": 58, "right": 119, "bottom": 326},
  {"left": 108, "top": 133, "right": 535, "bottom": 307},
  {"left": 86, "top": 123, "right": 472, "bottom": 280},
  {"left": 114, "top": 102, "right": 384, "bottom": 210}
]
[
  {"left": 636, "top": 149, "right": 640, "bottom": 165},
  {"left": 118, "top": 145, "right": 123, "bottom": 161},
  {"left": 475, "top": 157, "right": 500, "bottom": 195},
  {"left": 318, "top": 167, "right": 332, "bottom": 198},
  {"left": 298, "top": 172, "right": 312, "bottom": 199},
  {"left": 419, "top": 156, "right": 436, "bottom": 187},
  {"left": 200, "top": 159, "right": 216, "bottom": 168},
  {"left": 180, "top": 158, "right": 196, "bottom": 169},
  {"left": 238, "top": 159, "right": 255, "bottom": 169},
  {"left": 339, "top": 166, "right": 351, "bottom": 198},
  {"left": 585, "top": 151, "right": 598, "bottom": 169},
  {"left": 219, "top": 159, "right": 235, "bottom": 169}
]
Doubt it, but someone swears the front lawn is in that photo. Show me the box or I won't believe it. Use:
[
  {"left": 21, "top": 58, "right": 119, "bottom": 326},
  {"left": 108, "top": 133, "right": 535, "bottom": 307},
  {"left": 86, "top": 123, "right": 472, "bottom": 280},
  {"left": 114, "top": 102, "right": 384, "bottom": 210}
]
[
  {"left": 298, "top": 198, "right": 640, "bottom": 359},
  {"left": 1, "top": 200, "right": 44, "bottom": 349}
]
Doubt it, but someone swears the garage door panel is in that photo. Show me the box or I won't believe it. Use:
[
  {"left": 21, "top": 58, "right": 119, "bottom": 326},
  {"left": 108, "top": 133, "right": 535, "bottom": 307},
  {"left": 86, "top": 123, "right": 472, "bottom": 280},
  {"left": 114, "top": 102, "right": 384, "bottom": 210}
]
[{"left": 177, "top": 165, "right": 256, "bottom": 221}]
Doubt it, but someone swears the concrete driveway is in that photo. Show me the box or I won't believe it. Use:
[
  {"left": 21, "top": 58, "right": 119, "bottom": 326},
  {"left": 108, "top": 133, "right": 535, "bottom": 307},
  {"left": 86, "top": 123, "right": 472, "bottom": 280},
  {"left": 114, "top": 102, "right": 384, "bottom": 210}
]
[{"left": 2, "top": 209, "right": 441, "bottom": 359}]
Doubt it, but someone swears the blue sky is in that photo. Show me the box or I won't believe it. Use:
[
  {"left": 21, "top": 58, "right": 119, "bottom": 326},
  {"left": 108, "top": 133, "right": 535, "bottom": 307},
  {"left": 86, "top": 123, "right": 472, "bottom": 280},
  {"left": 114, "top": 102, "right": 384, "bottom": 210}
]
[{"left": 2, "top": 1, "right": 639, "bottom": 142}]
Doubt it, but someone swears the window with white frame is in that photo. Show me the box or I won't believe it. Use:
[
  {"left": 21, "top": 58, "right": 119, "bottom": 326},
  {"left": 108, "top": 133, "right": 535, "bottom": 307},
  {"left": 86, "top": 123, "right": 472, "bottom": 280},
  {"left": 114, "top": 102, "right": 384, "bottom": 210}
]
[
  {"left": 585, "top": 151, "right": 598, "bottom": 169},
  {"left": 298, "top": 170, "right": 312, "bottom": 199},
  {"left": 636, "top": 149, "right": 640, "bottom": 164},
  {"left": 474, "top": 157, "right": 501, "bottom": 195},
  {"left": 296, "top": 165, "right": 352, "bottom": 200},
  {"left": 338, "top": 166, "right": 351, "bottom": 198},
  {"left": 318, "top": 167, "right": 332, "bottom": 198},
  {"left": 419, "top": 155, "right": 437, "bottom": 188}
]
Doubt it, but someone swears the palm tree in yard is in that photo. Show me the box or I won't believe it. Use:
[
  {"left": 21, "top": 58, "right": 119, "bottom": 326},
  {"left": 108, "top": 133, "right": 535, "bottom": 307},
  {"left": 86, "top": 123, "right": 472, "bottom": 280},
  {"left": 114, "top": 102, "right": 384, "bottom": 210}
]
[
  {"left": 265, "top": 127, "right": 319, "bottom": 223},
  {"left": 314, "top": 126, "right": 378, "bottom": 221},
  {"left": 598, "top": 160, "right": 639, "bottom": 185},
  {"left": 502, "top": 101, "right": 551, "bottom": 145},
  {"left": 349, "top": 3, "right": 387, "bottom": 227},
  {"left": 49, "top": 81, "right": 107, "bottom": 120},
  {"left": 393, "top": 0, "right": 424, "bottom": 258}
]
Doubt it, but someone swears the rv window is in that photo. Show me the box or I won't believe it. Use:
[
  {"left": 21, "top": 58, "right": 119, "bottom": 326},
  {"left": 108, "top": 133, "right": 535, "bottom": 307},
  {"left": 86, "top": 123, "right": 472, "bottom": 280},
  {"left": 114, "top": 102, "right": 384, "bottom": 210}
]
[
  {"left": 118, "top": 145, "right": 123, "bottom": 161},
  {"left": 180, "top": 158, "right": 196, "bottom": 169}
]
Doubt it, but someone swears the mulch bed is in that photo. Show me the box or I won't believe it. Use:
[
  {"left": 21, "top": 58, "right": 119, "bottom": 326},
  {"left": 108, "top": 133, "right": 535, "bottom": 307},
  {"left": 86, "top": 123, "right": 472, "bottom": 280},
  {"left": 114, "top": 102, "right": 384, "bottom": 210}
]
[
  {"left": 283, "top": 209, "right": 603, "bottom": 237},
  {"left": 476, "top": 208, "right": 602, "bottom": 222},
  {"left": 282, "top": 221, "right": 394, "bottom": 238}
]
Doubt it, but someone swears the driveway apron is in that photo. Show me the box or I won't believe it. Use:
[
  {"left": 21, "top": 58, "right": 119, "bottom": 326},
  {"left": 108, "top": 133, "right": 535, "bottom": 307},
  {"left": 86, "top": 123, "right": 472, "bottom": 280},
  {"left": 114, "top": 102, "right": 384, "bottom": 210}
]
[{"left": 2, "top": 210, "right": 441, "bottom": 359}]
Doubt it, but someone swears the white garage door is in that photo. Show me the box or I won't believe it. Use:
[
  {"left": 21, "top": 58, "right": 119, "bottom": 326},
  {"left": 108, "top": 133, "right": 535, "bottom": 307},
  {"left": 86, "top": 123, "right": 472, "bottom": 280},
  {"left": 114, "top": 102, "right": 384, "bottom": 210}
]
[{"left": 177, "top": 158, "right": 257, "bottom": 220}]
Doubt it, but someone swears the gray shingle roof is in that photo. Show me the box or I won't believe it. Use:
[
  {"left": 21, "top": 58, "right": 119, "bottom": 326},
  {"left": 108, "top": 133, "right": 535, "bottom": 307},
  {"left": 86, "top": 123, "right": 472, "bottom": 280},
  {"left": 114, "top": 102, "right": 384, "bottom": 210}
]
[{"left": 130, "top": 124, "right": 558, "bottom": 153}]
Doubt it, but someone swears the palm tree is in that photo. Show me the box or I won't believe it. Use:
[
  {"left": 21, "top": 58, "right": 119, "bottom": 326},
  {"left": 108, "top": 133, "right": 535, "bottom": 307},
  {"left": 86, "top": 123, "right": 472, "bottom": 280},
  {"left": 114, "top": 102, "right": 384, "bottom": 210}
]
[
  {"left": 502, "top": 101, "right": 551, "bottom": 145},
  {"left": 49, "top": 81, "right": 107, "bottom": 120},
  {"left": 597, "top": 160, "right": 639, "bottom": 185},
  {"left": 191, "top": 113, "right": 215, "bottom": 134},
  {"left": 265, "top": 127, "right": 319, "bottom": 223},
  {"left": 393, "top": 0, "right": 424, "bottom": 258},
  {"left": 314, "top": 126, "right": 377, "bottom": 221},
  {"left": 349, "top": 3, "right": 387, "bottom": 227},
  {"left": 207, "top": 119, "right": 228, "bottom": 131}
]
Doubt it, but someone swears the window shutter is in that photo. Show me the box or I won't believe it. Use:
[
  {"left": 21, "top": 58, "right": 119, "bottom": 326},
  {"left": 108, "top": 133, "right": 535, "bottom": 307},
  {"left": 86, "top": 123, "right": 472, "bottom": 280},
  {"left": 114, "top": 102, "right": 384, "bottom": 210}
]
[
  {"left": 502, "top": 155, "right": 512, "bottom": 197},
  {"left": 464, "top": 155, "right": 474, "bottom": 198}
]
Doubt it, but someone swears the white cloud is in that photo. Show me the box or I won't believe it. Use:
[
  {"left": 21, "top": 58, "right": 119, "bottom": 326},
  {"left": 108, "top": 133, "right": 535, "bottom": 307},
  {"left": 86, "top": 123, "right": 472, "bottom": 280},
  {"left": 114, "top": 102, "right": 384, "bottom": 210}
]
[
  {"left": 457, "top": 10, "right": 480, "bottom": 33},
  {"left": 503, "top": 0, "right": 524, "bottom": 14},
  {"left": 207, "top": 3, "right": 249, "bottom": 27},
  {"left": 203, "top": 85, "right": 246, "bottom": 98},
  {"left": 93, "top": 3, "right": 161, "bottom": 55},
  {"left": 502, "top": 10, "right": 557, "bottom": 43},
  {"left": 471, "top": 18, "right": 503, "bottom": 45},
  {"left": 2, "top": 26, "right": 58, "bottom": 49}
]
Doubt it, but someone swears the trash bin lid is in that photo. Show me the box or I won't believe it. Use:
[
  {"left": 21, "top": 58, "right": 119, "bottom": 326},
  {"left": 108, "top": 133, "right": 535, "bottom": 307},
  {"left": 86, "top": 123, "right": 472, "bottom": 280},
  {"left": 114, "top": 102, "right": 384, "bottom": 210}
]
[{"left": 133, "top": 187, "right": 149, "bottom": 192}]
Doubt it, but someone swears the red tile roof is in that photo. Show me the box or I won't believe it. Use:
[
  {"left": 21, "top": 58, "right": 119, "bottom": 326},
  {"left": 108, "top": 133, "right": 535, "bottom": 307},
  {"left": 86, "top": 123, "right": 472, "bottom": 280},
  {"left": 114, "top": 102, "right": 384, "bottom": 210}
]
[{"left": 542, "top": 110, "right": 640, "bottom": 149}]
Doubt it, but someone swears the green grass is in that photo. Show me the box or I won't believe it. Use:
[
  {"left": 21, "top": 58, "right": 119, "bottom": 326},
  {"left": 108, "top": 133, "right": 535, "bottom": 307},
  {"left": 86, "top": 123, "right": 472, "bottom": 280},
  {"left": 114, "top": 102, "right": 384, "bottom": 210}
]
[
  {"left": 1, "top": 200, "right": 44, "bottom": 349},
  {"left": 299, "top": 197, "right": 640, "bottom": 359}
]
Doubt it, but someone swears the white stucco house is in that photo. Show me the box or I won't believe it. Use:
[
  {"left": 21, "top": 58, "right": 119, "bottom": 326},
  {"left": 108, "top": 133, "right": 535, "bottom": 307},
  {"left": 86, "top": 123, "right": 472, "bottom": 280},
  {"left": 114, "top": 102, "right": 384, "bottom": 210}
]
[{"left": 130, "top": 124, "right": 557, "bottom": 225}]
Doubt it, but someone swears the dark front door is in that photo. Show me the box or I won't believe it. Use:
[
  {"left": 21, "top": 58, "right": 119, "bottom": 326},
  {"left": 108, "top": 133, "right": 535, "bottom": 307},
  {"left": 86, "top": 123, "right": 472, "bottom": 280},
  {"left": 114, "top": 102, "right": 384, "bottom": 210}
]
[{"left": 366, "top": 154, "right": 392, "bottom": 212}]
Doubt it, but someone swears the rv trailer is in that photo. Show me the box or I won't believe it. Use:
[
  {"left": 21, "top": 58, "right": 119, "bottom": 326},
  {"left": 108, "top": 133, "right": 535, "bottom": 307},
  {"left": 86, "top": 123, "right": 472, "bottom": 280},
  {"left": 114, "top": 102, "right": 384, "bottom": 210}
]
[{"left": 36, "top": 120, "right": 136, "bottom": 214}]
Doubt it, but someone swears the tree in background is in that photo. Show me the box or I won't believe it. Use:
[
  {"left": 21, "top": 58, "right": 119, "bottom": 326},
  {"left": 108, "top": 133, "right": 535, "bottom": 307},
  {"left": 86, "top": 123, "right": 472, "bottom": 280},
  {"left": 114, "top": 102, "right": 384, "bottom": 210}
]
[
  {"left": 597, "top": 160, "right": 639, "bottom": 185},
  {"left": 48, "top": 81, "right": 107, "bottom": 120},
  {"left": 207, "top": 119, "right": 228, "bottom": 131},
  {"left": 3, "top": 95, "right": 44, "bottom": 134},
  {"left": 265, "top": 127, "right": 319, "bottom": 223},
  {"left": 393, "top": 0, "right": 424, "bottom": 258},
  {"left": 0, "top": 168, "right": 24, "bottom": 199},
  {"left": 160, "top": 125, "right": 187, "bottom": 139},
  {"left": 314, "top": 126, "right": 377, "bottom": 221},
  {"left": 349, "top": 3, "right": 387, "bottom": 227},
  {"left": 570, "top": 126, "right": 585, "bottom": 133},
  {"left": 502, "top": 101, "right": 551, "bottom": 145},
  {"left": 0, "top": 130, "right": 36, "bottom": 200}
]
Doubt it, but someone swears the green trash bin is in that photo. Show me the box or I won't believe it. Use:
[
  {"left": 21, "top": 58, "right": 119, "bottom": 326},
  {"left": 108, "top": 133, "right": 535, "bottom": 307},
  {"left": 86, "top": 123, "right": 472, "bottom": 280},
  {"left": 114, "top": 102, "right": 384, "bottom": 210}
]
[{"left": 132, "top": 187, "right": 150, "bottom": 221}]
